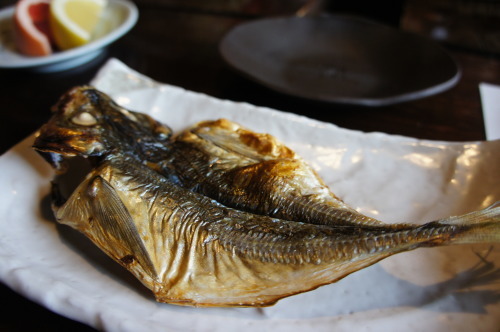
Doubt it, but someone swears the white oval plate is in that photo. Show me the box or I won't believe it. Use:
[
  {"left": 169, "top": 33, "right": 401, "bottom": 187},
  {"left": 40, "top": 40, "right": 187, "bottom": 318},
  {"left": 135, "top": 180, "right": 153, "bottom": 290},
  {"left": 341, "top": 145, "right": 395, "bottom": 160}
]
[{"left": 0, "top": 0, "right": 137, "bottom": 72}]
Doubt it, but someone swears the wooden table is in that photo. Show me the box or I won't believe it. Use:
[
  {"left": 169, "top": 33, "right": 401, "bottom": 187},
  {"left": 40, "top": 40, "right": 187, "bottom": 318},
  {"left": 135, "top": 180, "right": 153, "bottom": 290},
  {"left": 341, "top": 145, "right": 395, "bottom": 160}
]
[{"left": 0, "top": 0, "right": 498, "bottom": 330}]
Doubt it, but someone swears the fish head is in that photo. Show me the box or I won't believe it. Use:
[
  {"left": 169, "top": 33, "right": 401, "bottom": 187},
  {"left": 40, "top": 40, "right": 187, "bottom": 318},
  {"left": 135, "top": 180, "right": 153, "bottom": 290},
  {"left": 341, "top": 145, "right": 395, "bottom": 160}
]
[{"left": 33, "top": 86, "right": 172, "bottom": 171}]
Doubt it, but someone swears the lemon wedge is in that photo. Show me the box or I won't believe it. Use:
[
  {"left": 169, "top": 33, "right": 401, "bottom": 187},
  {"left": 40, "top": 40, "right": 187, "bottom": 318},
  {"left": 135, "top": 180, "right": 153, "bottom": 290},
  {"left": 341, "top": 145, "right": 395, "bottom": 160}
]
[{"left": 50, "top": 0, "right": 107, "bottom": 50}]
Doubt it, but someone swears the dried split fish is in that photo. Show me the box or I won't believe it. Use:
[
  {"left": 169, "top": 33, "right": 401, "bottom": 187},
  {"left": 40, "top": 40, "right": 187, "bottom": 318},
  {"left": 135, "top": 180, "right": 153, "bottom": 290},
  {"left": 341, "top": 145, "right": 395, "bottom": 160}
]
[{"left": 33, "top": 86, "right": 500, "bottom": 307}]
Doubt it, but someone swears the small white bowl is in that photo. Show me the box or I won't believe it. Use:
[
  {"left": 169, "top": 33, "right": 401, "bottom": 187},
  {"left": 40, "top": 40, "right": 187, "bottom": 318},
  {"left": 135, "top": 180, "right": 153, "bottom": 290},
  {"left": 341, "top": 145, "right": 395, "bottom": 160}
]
[{"left": 0, "top": 0, "right": 138, "bottom": 72}]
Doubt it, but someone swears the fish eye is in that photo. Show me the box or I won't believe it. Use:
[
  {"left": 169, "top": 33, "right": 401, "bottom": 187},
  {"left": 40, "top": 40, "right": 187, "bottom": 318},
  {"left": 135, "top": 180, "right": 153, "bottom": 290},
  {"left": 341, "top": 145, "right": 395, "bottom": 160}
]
[{"left": 72, "top": 112, "right": 98, "bottom": 126}]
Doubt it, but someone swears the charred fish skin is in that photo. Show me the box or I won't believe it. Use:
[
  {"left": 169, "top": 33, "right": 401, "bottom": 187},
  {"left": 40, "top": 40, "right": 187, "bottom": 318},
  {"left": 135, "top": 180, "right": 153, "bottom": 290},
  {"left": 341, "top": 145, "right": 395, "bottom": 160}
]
[
  {"left": 33, "top": 86, "right": 172, "bottom": 171},
  {"left": 50, "top": 156, "right": 500, "bottom": 307}
]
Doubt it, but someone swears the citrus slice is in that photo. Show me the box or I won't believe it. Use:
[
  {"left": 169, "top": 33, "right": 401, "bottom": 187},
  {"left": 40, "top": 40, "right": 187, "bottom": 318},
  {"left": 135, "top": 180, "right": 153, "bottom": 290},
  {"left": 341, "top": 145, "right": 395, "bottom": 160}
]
[
  {"left": 13, "top": 0, "right": 54, "bottom": 56},
  {"left": 49, "top": 0, "right": 107, "bottom": 50}
]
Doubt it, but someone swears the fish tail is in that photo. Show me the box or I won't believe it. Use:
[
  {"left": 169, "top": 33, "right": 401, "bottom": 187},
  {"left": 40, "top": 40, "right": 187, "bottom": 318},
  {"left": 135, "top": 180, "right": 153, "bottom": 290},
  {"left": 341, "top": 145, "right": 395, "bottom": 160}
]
[{"left": 431, "top": 201, "right": 500, "bottom": 245}]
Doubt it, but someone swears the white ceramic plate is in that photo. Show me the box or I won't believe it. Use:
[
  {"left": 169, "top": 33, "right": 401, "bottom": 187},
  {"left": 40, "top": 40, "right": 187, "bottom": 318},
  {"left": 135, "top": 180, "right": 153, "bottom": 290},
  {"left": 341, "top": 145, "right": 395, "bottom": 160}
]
[
  {"left": 0, "top": 59, "right": 499, "bottom": 331},
  {"left": 0, "top": 0, "right": 137, "bottom": 72}
]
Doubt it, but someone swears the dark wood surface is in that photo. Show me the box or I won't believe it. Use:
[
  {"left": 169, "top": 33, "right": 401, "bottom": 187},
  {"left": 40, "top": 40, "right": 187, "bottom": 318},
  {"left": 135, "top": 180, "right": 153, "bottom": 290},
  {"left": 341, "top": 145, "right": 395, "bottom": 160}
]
[{"left": 0, "top": 0, "right": 499, "bottom": 330}]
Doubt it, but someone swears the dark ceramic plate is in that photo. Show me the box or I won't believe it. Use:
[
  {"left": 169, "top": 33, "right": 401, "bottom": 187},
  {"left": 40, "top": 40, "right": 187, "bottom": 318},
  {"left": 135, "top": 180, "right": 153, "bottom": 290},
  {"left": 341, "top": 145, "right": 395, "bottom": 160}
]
[{"left": 219, "top": 14, "right": 460, "bottom": 106}]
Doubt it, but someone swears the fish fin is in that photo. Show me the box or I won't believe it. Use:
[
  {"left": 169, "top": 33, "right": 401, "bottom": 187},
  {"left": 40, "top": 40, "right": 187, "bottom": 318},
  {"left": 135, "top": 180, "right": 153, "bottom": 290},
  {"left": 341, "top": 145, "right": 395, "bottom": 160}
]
[
  {"left": 86, "top": 176, "right": 158, "bottom": 278},
  {"left": 437, "top": 202, "right": 500, "bottom": 244}
]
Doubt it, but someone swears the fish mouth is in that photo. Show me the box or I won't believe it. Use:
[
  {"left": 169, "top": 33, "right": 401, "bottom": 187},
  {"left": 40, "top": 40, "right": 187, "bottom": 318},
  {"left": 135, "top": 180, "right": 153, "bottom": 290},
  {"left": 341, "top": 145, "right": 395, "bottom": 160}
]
[
  {"left": 33, "top": 127, "right": 105, "bottom": 157},
  {"left": 33, "top": 133, "right": 82, "bottom": 173},
  {"left": 33, "top": 137, "right": 83, "bottom": 156}
]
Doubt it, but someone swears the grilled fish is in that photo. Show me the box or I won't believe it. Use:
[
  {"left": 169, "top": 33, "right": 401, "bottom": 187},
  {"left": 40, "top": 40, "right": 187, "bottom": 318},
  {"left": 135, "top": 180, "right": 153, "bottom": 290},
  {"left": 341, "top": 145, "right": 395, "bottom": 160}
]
[{"left": 32, "top": 86, "right": 500, "bottom": 307}]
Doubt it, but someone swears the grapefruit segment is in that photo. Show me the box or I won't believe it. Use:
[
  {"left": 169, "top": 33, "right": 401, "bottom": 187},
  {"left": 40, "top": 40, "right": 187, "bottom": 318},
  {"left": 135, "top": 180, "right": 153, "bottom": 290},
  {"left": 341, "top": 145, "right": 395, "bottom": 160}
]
[{"left": 13, "top": 0, "right": 54, "bottom": 56}]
